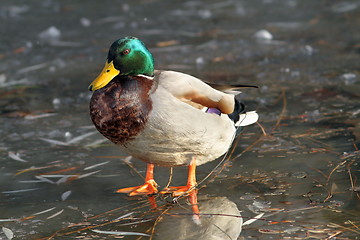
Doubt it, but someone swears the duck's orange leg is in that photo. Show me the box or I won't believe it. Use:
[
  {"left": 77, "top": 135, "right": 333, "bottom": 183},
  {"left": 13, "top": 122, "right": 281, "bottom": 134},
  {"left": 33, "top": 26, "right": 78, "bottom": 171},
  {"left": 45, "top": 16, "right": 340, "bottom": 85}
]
[
  {"left": 116, "top": 163, "right": 158, "bottom": 196},
  {"left": 188, "top": 190, "right": 200, "bottom": 223},
  {"left": 147, "top": 195, "right": 158, "bottom": 209},
  {"left": 161, "top": 157, "right": 197, "bottom": 196}
]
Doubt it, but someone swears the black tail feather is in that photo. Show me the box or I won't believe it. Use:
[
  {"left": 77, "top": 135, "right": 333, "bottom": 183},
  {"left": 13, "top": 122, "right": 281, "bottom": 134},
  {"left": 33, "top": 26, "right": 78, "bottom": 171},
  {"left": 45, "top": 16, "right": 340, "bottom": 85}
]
[{"left": 227, "top": 98, "right": 245, "bottom": 123}]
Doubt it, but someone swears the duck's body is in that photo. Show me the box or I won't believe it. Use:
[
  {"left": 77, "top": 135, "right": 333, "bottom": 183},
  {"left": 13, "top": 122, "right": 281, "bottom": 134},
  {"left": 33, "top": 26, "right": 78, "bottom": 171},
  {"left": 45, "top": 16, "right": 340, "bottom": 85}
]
[
  {"left": 90, "top": 70, "right": 240, "bottom": 167},
  {"left": 89, "top": 37, "right": 258, "bottom": 197}
]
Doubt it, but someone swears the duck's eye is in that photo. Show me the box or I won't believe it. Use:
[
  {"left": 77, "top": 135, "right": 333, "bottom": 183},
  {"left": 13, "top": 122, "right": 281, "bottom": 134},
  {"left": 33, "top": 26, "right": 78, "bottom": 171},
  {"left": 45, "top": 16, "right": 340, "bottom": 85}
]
[{"left": 122, "top": 49, "right": 130, "bottom": 55}]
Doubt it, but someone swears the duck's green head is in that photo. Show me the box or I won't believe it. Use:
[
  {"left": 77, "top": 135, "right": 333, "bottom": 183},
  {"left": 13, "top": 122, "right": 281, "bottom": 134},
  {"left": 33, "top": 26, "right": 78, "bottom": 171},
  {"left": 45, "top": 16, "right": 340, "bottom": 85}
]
[{"left": 89, "top": 37, "right": 154, "bottom": 91}]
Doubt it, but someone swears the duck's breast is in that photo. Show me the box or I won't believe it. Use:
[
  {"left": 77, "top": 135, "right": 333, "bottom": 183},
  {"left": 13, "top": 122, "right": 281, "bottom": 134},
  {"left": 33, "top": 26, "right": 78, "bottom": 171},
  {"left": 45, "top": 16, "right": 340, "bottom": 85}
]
[{"left": 89, "top": 76, "right": 153, "bottom": 145}]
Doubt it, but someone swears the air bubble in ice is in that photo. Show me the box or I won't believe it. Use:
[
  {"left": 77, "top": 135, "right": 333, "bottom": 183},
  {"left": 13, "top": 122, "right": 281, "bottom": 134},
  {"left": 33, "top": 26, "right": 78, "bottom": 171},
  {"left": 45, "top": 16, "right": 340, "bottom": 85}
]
[
  {"left": 80, "top": 17, "right": 91, "bottom": 27},
  {"left": 0, "top": 74, "right": 6, "bottom": 85},
  {"left": 65, "top": 131, "right": 72, "bottom": 141},
  {"left": 254, "top": 30, "right": 273, "bottom": 40},
  {"left": 195, "top": 57, "right": 205, "bottom": 68},
  {"left": 198, "top": 9, "right": 212, "bottom": 19},
  {"left": 52, "top": 98, "right": 61, "bottom": 109},
  {"left": 341, "top": 73, "right": 357, "bottom": 85},
  {"left": 38, "top": 26, "right": 61, "bottom": 43}
]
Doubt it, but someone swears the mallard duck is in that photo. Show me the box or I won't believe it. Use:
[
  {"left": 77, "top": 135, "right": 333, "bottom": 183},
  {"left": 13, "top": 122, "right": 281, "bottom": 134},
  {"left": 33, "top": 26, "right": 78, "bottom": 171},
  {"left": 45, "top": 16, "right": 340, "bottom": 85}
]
[{"left": 89, "top": 36, "right": 258, "bottom": 197}]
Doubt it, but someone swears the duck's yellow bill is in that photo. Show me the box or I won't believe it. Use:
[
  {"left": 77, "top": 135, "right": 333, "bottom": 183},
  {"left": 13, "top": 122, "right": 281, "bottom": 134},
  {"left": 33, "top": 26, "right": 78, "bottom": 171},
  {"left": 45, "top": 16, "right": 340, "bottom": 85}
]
[{"left": 89, "top": 60, "right": 120, "bottom": 91}]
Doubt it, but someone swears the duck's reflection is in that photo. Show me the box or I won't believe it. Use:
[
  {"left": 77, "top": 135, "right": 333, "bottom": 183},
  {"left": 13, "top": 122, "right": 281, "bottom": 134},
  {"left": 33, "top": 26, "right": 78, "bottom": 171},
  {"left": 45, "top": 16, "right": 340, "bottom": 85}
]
[{"left": 148, "top": 193, "right": 242, "bottom": 240}]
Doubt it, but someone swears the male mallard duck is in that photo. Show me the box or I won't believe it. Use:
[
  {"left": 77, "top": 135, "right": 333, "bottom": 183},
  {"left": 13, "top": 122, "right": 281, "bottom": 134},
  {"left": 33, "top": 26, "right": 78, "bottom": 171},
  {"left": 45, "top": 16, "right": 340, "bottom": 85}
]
[{"left": 89, "top": 37, "right": 258, "bottom": 197}]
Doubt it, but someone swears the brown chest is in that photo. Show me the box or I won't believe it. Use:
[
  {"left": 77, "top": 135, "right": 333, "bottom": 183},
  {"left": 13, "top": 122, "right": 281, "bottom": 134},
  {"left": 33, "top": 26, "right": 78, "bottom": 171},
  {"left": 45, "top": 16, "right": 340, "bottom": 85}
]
[{"left": 89, "top": 76, "right": 154, "bottom": 144}]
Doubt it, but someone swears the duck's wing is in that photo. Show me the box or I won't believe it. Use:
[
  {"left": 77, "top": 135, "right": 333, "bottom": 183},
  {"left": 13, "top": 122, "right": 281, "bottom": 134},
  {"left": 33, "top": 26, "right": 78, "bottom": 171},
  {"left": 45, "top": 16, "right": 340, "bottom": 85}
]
[
  {"left": 155, "top": 70, "right": 236, "bottom": 114},
  {"left": 204, "top": 82, "right": 258, "bottom": 95}
]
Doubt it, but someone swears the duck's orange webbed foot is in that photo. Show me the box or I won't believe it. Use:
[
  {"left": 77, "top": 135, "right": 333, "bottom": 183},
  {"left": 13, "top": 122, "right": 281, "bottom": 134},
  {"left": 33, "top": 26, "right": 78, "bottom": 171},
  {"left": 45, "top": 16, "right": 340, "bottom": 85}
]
[
  {"left": 116, "top": 163, "right": 158, "bottom": 196},
  {"left": 161, "top": 157, "right": 197, "bottom": 197},
  {"left": 161, "top": 184, "right": 196, "bottom": 196},
  {"left": 116, "top": 179, "right": 158, "bottom": 196}
]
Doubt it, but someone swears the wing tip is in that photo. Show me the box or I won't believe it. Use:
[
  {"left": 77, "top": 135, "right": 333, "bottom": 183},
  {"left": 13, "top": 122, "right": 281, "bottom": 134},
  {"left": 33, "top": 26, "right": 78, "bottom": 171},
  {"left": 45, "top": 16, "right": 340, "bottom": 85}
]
[{"left": 235, "top": 111, "right": 259, "bottom": 127}]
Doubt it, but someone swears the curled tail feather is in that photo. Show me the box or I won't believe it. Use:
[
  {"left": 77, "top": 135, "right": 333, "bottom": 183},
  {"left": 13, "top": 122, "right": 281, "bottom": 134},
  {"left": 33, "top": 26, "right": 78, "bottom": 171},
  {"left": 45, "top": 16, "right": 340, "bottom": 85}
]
[{"left": 228, "top": 98, "right": 258, "bottom": 127}]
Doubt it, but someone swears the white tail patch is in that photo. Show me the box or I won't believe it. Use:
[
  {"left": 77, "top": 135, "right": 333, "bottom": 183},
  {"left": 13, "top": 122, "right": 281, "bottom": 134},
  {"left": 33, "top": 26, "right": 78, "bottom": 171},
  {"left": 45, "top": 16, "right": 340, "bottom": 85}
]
[{"left": 235, "top": 111, "right": 259, "bottom": 127}]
